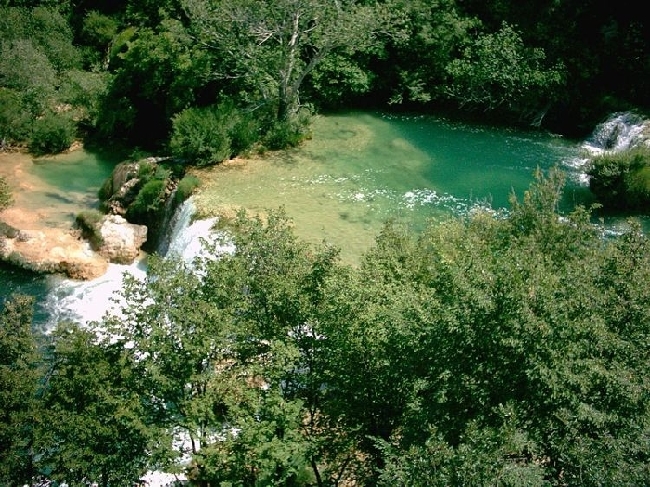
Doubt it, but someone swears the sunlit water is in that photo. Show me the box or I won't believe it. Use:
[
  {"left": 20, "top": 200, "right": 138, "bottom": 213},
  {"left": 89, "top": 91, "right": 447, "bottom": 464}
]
[
  {"left": 195, "top": 112, "right": 582, "bottom": 263},
  {"left": 0, "top": 149, "right": 119, "bottom": 327},
  {"left": 2, "top": 111, "right": 642, "bottom": 328}
]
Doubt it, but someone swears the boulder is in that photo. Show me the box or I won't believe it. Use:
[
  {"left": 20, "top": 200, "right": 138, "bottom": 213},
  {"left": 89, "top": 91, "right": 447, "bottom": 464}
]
[
  {"left": 0, "top": 227, "right": 108, "bottom": 280},
  {"left": 97, "top": 215, "right": 147, "bottom": 264},
  {"left": 101, "top": 161, "right": 142, "bottom": 215}
]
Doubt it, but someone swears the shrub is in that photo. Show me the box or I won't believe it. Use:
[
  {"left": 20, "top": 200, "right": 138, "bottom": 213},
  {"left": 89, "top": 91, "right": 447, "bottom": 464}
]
[
  {"left": 0, "top": 88, "right": 32, "bottom": 144},
  {"left": 175, "top": 175, "right": 200, "bottom": 205},
  {"left": 29, "top": 112, "right": 76, "bottom": 156},
  {"left": 170, "top": 106, "right": 232, "bottom": 167},
  {"left": 230, "top": 112, "right": 261, "bottom": 155},
  {"left": 588, "top": 146, "right": 650, "bottom": 211},
  {"left": 75, "top": 210, "right": 104, "bottom": 248},
  {"left": 127, "top": 178, "right": 166, "bottom": 221},
  {"left": 137, "top": 160, "right": 156, "bottom": 179},
  {"left": 262, "top": 110, "right": 312, "bottom": 151}
]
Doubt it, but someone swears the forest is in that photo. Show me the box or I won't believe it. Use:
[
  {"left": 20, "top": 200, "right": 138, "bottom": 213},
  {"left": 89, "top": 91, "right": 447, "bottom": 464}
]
[
  {"left": 2, "top": 0, "right": 650, "bottom": 485},
  {"left": 2, "top": 171, "right": 650, "bottom": 486},
  {"left": 1, "top": 0, "right": 650, "bottom": 157}
]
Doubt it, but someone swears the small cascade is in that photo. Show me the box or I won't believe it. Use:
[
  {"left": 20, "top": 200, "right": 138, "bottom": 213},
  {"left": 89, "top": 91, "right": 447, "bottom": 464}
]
[
  {"left": 44, "top": 259, "right": 147, "bottom": 328},
  {"left": 583, "top": 112, "right": 647, "bottom": 155},
  {"left": 163, "top": 197, "right": 234, "bottom": 263},
  {"left": 43, "top": 197, "right": 232, "bottom": 330},
  {"left": 564, "top": 112, "right": 649, "bottom": 185},
  {"left": 156, "top": 185, "right": 179, "bottom": 256}
]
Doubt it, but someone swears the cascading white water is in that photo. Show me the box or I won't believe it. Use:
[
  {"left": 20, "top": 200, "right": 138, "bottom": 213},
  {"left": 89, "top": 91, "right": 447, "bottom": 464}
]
[
  {"left": 44, "top": 197, "right": 227, "bottom": 329},
  {"left": 163, "top": 197, "right": 233, "bottom": 262},
  {"left": 583, "top": 112, "right": 647, "bottom": 154},
  {"left": 564, "top": 112, "right": 648, "bottom": 184},
  {"left": 44, "top": 259, "right": 148, "bottom": 328}
]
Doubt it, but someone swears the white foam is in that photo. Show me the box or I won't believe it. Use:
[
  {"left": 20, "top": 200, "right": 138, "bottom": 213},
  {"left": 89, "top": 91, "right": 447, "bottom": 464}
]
[
  {"left": 45, "top": 259, "right": 147, "bottom": 329},
  {"left": 44, "top": 198, "right": 233, "bottom": 330}
]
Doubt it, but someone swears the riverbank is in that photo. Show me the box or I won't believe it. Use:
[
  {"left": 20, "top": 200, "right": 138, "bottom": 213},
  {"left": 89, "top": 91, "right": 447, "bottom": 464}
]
[{"left": 0, "top": 150, "right": 109, "bottom": 280}]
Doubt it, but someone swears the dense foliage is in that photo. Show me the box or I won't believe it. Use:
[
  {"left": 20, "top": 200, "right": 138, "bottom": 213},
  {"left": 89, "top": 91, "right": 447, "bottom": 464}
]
[
  {"left": 1, "top": 0, "right": 649, "bottom": 155},
  {"left": 2, "top": 171, "right": 650, "bottom": 485},
  {"left": 588, "top": 146, "right": 650, "bottom": 211}
]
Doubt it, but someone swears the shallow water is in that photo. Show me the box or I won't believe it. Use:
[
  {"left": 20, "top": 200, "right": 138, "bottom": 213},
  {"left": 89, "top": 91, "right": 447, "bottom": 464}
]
[
  {"left": 26, "top": 149, "right": 120, "bottom": 227},
  {"left": 0, "top": 149, "right": 120, "bottom": 327},
  {"left": 1, "top": 111, "right": 624, "bottom": 327},
  {"left": 195, "top": 112, "right": 581, "bottom": 263}
]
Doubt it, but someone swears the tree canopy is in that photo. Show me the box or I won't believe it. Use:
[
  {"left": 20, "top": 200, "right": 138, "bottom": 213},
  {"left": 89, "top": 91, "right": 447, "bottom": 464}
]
[
  {"left": 4, "top": 170, "right": 648, "bottom": 485},
  {"left": 3, "top": 0, "right": 649, "bottom": 154}
]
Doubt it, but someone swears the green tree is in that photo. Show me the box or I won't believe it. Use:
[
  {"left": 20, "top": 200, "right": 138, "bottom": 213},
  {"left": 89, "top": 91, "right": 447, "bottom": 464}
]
[
  {"left": 0, "top": 7, "right": 86, "bottom": 148},
  {"left": 97, "top": 19, "right": 212, "bottom": 146},
  {"left": 103, "top": 254, "right": 238, "bottom": 480},
  {"left": 444, "top": 23, "right": 565, "bottom": 123},
  {"left": 104, "top": 208, "right": 343, "bottom": 485},
  {"left": 38, "top": 323, "right": 157, "bottom": 487},
  {"left": 379, "top": 0, "right": 478, "bottom": 106},
  {"left": 0, "top": 295, "right": 39, "bottom": 486},
  {"left": 182, "top": 0, "right": 384, "bottom": 122},
  {"left": 359, "top": 170, "right": 650, "bottom": 485},
  {"left": 97, "top": 171, "right": 650, "bottom": 486}
]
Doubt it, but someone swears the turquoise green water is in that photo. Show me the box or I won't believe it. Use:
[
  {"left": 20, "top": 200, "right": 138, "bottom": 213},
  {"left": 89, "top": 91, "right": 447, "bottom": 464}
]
[
  {"left": 196, "top": 112, "right": 580, "bottom": 262},
  {"left": 2, "top": 112, "right": 584, "bottom": 322},
  {"left": 1, "top": 149, "right": 119, "bottom": 325},
  {"left": 26, "top": 149, "right": 120, "bottom": 227}
]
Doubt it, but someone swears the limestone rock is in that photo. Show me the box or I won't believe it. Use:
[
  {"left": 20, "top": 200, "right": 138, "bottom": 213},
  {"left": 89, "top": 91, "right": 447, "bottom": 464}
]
[
  {"left": 0, "top": 227, "right": 108, "bottom": 280},
  {"left": 97, "top": 215, "right": 147, "bottom": 264},
  {"left": 102, "top": 161, "right": 142, "bottom": 216}
]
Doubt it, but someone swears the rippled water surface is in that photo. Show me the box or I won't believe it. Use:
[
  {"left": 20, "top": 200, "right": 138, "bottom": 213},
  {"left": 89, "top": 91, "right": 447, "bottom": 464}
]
[
  {"left": 195, "top": 112, "right": 581, "bottom": 263},
  {"left": 2, "top": 112, "right": 591, "bottom": 326}
]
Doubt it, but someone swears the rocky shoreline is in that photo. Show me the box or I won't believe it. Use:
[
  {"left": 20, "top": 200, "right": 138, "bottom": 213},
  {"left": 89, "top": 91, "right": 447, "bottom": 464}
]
[{"left": 0, "top": 150, "right": 149, "bottom": 280}]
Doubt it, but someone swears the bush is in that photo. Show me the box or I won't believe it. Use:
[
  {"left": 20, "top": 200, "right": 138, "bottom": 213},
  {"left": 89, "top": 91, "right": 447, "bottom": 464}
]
[
  {"left": 261, "top": 109, "right": 312, "bottom": 151},
  {"left": 29, "top": 112, "right": 76, "bottom": 156},
  {"left": 588, "top": 147, "right": 650, "bottom": 211},
  {"left": 170, "top": 106, "right": 232, "bottom": 167},
  {"left": 170, "top": 101, "right": 265, "bottom": 166},
  {"left": 174, "top": 175, "right": 200, "bottom": 205},
  {"left": 127, "top": 178, "right": 166, "bottom": 221},
  {"left": 0, "top": 88, "right": 32, "bottom": 144},
  {"left": 75, "top": 210, "right": 104, "bottom": 248}
]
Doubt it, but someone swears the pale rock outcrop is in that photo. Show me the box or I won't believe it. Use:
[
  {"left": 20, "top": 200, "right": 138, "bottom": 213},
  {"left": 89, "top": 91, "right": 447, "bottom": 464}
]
[
  {"left": 97, "top": 215, "right": 147, "bottom": 264},
  {"left": 0, "top": 225, "right": 108, "bottom": 280}
]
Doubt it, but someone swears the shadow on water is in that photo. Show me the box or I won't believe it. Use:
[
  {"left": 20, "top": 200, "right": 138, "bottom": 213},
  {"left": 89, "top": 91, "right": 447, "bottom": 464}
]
[{"left": 0, "top": 262, "right": 50, "bottom": 327}]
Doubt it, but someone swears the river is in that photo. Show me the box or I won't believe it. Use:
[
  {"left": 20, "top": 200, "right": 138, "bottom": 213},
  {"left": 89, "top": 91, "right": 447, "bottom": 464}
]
[{"left": 0, "top": 111, "right": 641, "bottom": 328}]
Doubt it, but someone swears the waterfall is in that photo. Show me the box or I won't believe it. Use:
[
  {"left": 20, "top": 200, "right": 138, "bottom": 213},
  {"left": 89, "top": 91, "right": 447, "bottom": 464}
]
[
  {"left": 44, "top": 197, "right": 230, "bottom": 329},
  {"left": 564, "top": 112, "right": 648, "bottom": 185},
  {"left": 163, "top": 197, "right": 234, "bottom": 263},
  {"left": 44, "top": 259, "right": 147, "bottom": 328},
  {"left": 156, "top": 185, "right": 179, "bottom": 256},
  {"left": 583, "top": 112, "right": 647, "bottom": 154}
]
